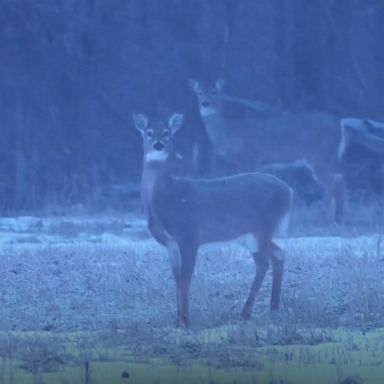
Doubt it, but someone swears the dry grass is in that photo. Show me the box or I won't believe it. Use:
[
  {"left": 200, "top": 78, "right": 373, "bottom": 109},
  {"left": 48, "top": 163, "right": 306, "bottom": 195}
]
[{"left": 0, "top": 208, "right": 383, "bottom": 383}]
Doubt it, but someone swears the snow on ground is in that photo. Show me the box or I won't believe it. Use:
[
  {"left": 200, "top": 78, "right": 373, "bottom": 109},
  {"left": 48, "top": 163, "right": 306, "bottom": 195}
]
[
  {"left": 0, "top": 214, "right": 384, "bottom": 384},
  {"left": 0, "top": 214, "right": 381, "bottom": 252},
  {"left": 0, "top": 214, "right": 383, "bottom": 333},
  {"left": 0, "top": 214, "right": 148, "bottom": 246}
]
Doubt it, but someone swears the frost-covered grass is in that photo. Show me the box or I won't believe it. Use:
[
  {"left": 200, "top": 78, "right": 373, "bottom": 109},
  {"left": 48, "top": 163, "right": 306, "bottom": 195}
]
[
  {"left": 0, "top": 214, "right": 147, "bottom": 246},
  {"left": 289, "top": 200, "right": 383, "bottom": 237},
  {"left": 0, "top": 212, "right": 383, "bottom": 383}
]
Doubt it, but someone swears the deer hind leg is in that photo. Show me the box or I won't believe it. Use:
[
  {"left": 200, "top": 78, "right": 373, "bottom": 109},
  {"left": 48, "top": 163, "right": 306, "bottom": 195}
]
[
  {"left": 241, "top": 234, "right": 272, "bottom": 320},
  {"left": 176, "top": 242, "right": 198, "bottom": 327},
  {"left": 270, "top": 243, "right": 285, "bottom": 311},
  {"left": 333, "top": 173, "right": 346, "bottom": 225}
]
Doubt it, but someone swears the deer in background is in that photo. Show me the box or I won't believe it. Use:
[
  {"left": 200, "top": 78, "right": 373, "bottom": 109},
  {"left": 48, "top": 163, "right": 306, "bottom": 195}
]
[
  {"left": 189, "top": 79, "right": 346, "bottom": 224},
  {"left": 133, "top": 112, "right": 293, "bottom": 326},
  {"left": 338, "top": 118, "right": 384, "bottom": 160},
  {"left": 339, "top": 117, "right": 384, "bottom": 199},
  {"left": 259, "top": 160, "right": 325, "bottom": 207}
]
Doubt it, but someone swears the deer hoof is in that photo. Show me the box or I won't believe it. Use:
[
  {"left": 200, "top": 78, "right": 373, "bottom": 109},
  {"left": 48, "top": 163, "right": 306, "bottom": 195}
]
[
  {"left": 241, "top": 306, "right": 252, "bottom": 321},
  {"left": 270, "top": 300, "right": 280, "bottom": 312},
  {"left": 176, "top": 316, "right": 189, "bottom": 328}
]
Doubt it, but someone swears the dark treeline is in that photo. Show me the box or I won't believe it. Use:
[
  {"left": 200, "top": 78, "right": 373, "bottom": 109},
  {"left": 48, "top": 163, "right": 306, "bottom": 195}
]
[{"left": 1, "top": 0, "right": 383, "bottom": 213}]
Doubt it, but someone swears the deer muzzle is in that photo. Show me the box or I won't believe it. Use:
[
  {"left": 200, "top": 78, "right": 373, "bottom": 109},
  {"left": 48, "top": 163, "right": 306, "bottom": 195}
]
[{"left": 153, "top": 141, "right": 165, "bottom": 151}]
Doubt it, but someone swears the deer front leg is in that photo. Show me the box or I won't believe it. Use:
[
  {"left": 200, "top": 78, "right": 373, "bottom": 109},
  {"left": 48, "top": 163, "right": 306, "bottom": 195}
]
[
  {"left": 166, "top": 242, "right": 182, "bottom": 324},
  {"left": 241, "top": 247, "right": 270, "bottom": 320},
  {"left": 148, "top": 217, "right": 184, "bottom": 324},
  {"left": 177, "top": 243, "right": 198, "bottom": 327},
  {"left": 333, "top": 173, "right": 346, "bottom": 225}
]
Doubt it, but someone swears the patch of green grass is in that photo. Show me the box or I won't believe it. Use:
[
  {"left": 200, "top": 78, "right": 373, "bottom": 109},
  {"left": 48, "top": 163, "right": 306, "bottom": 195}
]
[{"left": 0, "top": 327, "right": 383, "bottom": 384}]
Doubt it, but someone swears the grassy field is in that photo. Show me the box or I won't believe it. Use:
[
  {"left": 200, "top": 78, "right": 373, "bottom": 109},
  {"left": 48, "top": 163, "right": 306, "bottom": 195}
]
[
  {"left": 0, "top": 210, "right": 383, "bottom": 383},
  {"left": 0, "top": 326, "right": 383, "bottom": 384}
]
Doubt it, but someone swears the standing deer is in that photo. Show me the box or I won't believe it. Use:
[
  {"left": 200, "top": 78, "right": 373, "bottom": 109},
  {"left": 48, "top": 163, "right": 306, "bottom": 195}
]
[
  {"left": 133, "top": 112, "right": 293, "bottom": 326},
  {"left": 338, "top": 118, "right": 384, "bottom": 159},
  {"left": 339, "top": 117, "right": 384, "bottom": 198},
  {"left": 259, "top": 160, "right": 324, "bottom": 206},
  {"left": 189, "top": 79, "right": 346, "bottom": 224}
]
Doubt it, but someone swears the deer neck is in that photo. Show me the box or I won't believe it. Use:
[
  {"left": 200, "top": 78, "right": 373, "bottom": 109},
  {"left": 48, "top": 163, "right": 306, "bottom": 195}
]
[
  {"left": 140, "top": 159, "right": 173, "bottom": 214},
  {"left": 199, "top": 106, "right": 226, "bottom": 143}
]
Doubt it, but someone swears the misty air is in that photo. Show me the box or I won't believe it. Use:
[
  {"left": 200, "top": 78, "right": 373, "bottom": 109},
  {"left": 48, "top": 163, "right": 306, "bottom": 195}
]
[{"left": 0, "top": 1, "right": 383, "bottom": 384}]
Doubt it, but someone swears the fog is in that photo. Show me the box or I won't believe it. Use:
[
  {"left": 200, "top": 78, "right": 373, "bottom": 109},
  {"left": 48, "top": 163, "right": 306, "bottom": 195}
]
[
  {"left": 1, "top": 2, "right": 384, "bottom": 383},
  {"left": 1, "top": 0, "right": 383, "bottom": 213}
]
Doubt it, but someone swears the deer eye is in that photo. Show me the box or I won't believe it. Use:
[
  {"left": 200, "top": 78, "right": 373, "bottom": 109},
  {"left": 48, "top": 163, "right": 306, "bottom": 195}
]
[
  {"left": 146, "top": 129, "right": 153, "bottom": 138},
  {"left": 163, "top": 129, "right": 170, "bottom": 138}
]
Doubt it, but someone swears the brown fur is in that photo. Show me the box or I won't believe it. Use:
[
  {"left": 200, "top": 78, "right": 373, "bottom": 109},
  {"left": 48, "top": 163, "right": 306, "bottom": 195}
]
[{"left": 134, "top": 112, "right": 292, "bottom": 326}]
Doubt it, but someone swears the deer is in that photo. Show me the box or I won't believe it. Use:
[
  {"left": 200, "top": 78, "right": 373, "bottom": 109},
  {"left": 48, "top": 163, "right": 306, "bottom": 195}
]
[
  {"left": 338, "top": 117, "right": 384, "bottom": 199},
  {"left": 133, "top": 112, "right": 293, "bottom": 327},
  {"left": 258, "top": 160, "right": 324, "bottom": 207},
  {"left": 189, "top": 79, "right": 347, "bottom": 224},
  {"left": 338, "top": 117, "right": 384, "bottom": 160}
]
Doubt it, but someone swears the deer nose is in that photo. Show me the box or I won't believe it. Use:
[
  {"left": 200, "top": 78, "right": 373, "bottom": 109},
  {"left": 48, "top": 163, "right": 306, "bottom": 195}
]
[
  {"left": 153, "top": 141, "right": 165, "bottom": 151},
  {"left": 201, "top": 101, "right": 210, "bottom": 108}
]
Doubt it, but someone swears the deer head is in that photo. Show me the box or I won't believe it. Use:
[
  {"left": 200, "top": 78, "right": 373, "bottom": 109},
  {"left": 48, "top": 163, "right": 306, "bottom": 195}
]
[
  {"left": 189, "top": 79, "right": 225, "bottom": 117},
  {"left": 133, "top": 112, "right": 184, "bottom": 163}
]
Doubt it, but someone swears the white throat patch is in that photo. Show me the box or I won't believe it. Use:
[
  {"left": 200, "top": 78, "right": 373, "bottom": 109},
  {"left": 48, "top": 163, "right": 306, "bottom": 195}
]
[
  {"left": 145, "top": 150, "right": 168, "bottom": 162},
  {"left": 200, "top": 106, "right": 216, "bottom": 117}
]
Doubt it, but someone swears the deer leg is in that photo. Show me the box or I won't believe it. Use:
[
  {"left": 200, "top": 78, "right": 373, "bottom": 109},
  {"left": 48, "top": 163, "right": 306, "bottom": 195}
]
[
  {"left": 148, "top": 218, "right": 184, "bottom": 324},
  {"left": 333, "top": 173, "right": 346, "bottom": 225},
  {"left": 270, "top": 243, "right": 285, "bottom": 311},
  {"left": 177, "top": 243, "right": 198, "bottom": 327},
  {"left": 241, "top": 238, "right": 271, "bottom": 320},
  {"left": 209, "top": 148, "right": 218, "bottom": 176},
  {"left": 166, "top": 242, "right": 182, "bottom": 324}
]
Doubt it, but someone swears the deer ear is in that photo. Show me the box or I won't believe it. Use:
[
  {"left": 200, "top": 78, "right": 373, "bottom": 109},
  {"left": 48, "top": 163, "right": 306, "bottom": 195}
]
[
  {"left": 188, "top": 79, "right": 200, "bottom": 92},
  {"left": 215, "top": 79, "right": 225, "bottom": 91},
  {"left": 132, "top": 113, "right": 148, "bottom": 133},
  {"left": 168, "top": 113, "right": 183, "bottom": 134}
]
